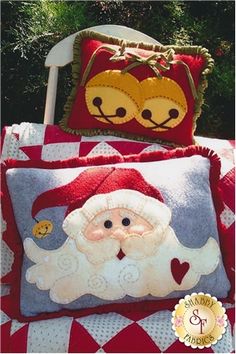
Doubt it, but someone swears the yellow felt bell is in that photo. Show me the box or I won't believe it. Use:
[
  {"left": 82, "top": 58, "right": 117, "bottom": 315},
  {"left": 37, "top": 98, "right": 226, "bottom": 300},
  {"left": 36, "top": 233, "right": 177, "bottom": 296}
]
[
  {"left": 85, "top": 70, "right": 142, "bottom": 125},
  {"left": 32, "top": 219, "right": 53, "bottom": 239}
]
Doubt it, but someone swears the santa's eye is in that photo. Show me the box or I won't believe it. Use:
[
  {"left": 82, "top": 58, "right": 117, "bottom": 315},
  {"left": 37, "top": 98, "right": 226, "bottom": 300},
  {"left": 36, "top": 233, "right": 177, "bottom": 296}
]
[
  {"left": 122, "top": 218, "right": 131, "bottom": 226},
  {"left": 142, "top": 109, "right": 152, "bottom": 119},
  {"left": 93, "top": 97, "right": 102, "bottom": 107},
  {"left": 169, "top": 109, "right": 179, "bottom": 118},
  {"left": 104, "top": 220, "right": 113, "bottom": 229}
]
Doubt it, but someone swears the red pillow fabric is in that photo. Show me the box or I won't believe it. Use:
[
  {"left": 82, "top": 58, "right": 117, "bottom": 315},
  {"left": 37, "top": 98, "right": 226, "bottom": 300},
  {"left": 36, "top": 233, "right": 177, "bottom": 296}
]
[
  {"left": 59, "top": 31, "right": 214, "bottom": 146},
  {"left": 1, "top": 146, "right": 233, "bottom": 322}
]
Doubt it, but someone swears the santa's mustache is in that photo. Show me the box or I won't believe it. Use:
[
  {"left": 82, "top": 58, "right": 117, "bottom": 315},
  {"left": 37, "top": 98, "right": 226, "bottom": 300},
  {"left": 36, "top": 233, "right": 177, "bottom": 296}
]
[
  {"left": 121, "top": 229, "right": 165, "bottom": 260},
  {"left": 74, "top": 227, "right": 165, "bottom": 264}
]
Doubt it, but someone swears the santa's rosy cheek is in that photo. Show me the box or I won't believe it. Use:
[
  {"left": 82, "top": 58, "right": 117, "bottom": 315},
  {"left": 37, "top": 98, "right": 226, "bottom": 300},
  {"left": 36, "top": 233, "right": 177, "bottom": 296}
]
[
  {"left": 128, "top": 224, "right": 152, "bottom": 235},
  {"left": 85, "top": 229, "right": 106, "bottom": 241}
]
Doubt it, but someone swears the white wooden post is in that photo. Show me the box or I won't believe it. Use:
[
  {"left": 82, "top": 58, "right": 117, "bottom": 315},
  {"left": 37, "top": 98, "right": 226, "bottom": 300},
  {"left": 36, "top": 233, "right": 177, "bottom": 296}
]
[{"left": 43, "top": 66, "right": 59, "bottom": 124}]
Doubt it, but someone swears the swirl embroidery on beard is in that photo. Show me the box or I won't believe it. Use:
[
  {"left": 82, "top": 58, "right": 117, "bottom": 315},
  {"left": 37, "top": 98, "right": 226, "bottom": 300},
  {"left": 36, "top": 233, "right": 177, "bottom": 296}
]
[
  {"left": 88, "top": 274, "right": 108, "bottom": 293},
  {"left": 119, "top": 264, "right": 140, "bottom": 290},
  {"left": 56, "top": 253, "right": 78, "bottom": 273}
]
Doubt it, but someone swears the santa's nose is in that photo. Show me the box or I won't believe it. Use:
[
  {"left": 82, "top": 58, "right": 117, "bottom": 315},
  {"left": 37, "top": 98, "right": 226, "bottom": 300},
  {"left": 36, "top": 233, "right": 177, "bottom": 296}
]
[{"left": 111, "top": 227, "right": 126, "bottom": 240}]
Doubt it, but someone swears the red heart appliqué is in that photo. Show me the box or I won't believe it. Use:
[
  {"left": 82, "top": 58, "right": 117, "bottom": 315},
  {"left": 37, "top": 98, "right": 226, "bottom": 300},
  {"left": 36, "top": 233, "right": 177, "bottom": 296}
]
[{"left": 171, "top": 258, "right": 190, "bottom": 285}]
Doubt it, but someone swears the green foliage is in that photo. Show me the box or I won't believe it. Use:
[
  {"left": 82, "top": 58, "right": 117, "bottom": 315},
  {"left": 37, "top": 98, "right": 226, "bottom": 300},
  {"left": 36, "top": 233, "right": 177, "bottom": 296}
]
[
  {"left": 2, "top": 0, "right": 88, "bottom": 125},
  {"left": 10, "top": 0, "right": 89, "bottom": 58},
  {"left": 2, "top": 0, "right": 234, "bottom": 138}
]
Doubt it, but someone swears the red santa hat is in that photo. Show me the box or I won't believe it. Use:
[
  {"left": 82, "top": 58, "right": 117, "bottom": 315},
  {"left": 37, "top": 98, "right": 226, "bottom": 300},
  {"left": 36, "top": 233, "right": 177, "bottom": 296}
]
[{"left": 32, "top": 167, "right": 164, "bottom": 219}]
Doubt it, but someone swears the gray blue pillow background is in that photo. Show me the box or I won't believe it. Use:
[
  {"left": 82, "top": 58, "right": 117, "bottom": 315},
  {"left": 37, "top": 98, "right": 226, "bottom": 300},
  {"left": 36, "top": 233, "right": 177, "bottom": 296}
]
[{"left": 6, "top": 155, "right": 230, "bottom": 317}]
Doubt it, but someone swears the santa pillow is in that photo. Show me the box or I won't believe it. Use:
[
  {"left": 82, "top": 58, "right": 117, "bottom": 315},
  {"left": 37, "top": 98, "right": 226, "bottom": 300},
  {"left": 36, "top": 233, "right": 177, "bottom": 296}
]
[{"left": 1, "top": 146, "right": 232, "bottom": 321}]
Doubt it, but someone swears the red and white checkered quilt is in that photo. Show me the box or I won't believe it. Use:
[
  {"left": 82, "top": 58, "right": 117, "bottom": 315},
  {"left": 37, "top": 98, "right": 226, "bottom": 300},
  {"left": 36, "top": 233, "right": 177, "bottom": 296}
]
[{"left": 1, "top": 123, "right": 235, "bottom": 353}]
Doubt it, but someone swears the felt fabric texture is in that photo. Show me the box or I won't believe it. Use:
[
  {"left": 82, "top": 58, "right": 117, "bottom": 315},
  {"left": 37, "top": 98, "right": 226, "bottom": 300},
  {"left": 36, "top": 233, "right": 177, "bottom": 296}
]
[
  {"left": 59, "top": 31, "right": 214, "bottom": 147},
  {"left": 2, "top": 146, "right": 231, "bottom": 322},
  {"left": 31, "top": 167, "right": 164, "bottom": 218}
]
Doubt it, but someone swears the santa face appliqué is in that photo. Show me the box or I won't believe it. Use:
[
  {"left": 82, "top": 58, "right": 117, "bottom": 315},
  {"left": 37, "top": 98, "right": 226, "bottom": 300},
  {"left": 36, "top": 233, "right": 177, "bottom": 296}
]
[{"left": 24, "top": 167, "right": 220, "bottom": 305}]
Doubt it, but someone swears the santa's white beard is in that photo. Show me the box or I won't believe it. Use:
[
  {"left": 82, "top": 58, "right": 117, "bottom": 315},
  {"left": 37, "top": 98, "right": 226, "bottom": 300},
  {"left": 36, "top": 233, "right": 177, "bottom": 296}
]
[
  {"left": 74, "top": 227, "right": 165, "bottom": 264},
  {"left": 68, "top": 227, "right": 220, "bottom": 300},
  {"left": 24, "top": 226, "right": 220, "bottom": 304}
]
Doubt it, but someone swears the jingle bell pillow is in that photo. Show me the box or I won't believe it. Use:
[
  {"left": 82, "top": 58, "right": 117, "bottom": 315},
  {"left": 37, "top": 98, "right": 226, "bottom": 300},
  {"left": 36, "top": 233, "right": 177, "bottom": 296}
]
[
  {"left": 59, "top": 30, "right": 214, "bottom": 147},
  {"left": 2, "top": 146, "right": 231, "bottom": 322}
]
